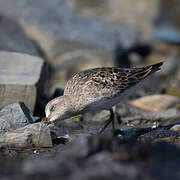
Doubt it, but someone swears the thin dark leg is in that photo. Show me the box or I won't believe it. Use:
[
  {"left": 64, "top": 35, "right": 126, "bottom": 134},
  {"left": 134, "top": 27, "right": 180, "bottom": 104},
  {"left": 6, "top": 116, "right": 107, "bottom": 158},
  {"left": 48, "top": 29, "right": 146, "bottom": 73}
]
[
  {"left": 116, "top": 113, "right": 121, "bottom": 125},
  {"left": 99, "top": 108, "right": 114, "bottom": 134},
  {"left": 110, "top": 108, "right": 115, "bottom": 130}
]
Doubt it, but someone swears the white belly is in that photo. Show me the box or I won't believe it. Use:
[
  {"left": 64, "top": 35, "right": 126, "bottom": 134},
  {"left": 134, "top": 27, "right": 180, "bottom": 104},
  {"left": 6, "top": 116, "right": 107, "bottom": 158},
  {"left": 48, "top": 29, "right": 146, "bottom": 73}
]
[{"left": 82, "top": 83, "right": 139, "bottom": 112}]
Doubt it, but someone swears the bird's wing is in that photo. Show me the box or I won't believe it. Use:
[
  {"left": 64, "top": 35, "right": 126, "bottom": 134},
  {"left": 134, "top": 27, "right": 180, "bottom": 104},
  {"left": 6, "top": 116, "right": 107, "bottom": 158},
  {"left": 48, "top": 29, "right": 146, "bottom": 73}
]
[{"left": 64, "top": 62, "right": 163, "bottom": 99}]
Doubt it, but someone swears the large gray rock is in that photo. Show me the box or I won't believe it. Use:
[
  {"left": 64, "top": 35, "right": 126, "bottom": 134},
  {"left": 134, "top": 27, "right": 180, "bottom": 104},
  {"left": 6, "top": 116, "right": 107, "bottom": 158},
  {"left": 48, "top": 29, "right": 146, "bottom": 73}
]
[
  {"left": 0, "top": 51, "right": 44, "bottom": 112},
  {"left": 0, "top": 15, "right": 40, "bottom": 56},
  {"left": 0, "top": 122, "right": 52, "bottom": 148},
  {"left": 72, "top": 0, "right": 160, "bottom": 40},
  {"left": 0, "top": 102, "right": 33, "bottom": 134},
  {"left": 0, "top": 0, "right": 138, "bottom": 51},
  {"left": 0, "top": 84, "right": 36, "bottom": 114},
  {"left": 0, "top": 51, "right": 43, "bottom": 85}
]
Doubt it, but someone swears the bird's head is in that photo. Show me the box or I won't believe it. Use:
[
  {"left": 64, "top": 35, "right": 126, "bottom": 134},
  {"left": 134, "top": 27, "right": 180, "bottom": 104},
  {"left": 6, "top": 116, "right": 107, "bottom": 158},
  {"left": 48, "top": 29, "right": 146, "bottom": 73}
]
[{"left": 45, "top": 96, "right": 73, "bottom": 124}]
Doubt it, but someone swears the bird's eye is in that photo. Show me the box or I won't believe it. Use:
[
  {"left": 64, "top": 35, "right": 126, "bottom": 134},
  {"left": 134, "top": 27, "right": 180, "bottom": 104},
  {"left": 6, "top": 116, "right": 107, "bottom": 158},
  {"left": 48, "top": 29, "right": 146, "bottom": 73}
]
[{"left": 50, "top": 105, "right": 55, "bottom": 112}]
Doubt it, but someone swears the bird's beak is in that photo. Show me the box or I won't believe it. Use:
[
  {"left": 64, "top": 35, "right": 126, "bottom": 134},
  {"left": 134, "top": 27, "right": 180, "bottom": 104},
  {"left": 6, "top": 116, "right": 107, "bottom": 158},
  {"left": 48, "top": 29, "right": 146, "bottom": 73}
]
[{"left": 45, "top": 117, "right": 51, "bottom": 125}]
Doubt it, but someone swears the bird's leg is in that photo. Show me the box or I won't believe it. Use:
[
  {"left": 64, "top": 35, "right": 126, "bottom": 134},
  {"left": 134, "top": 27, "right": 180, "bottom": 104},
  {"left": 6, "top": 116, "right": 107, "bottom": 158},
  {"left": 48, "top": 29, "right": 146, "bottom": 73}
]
[
  {"left": 116, "top": 113, "right": 122, "bottom": 125},
  {"left": 99, "top": 108, "right": 115, "bottom": 134},
  {"left": 110, "top": 108, "right": 115, "bottom": 130}
]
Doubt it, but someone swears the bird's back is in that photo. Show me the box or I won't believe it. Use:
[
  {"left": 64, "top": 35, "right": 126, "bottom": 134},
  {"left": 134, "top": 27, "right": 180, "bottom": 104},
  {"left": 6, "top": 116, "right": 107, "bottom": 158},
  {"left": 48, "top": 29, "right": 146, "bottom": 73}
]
[{"left": 64, "top": 62, "right": 163, "bottom": 111}]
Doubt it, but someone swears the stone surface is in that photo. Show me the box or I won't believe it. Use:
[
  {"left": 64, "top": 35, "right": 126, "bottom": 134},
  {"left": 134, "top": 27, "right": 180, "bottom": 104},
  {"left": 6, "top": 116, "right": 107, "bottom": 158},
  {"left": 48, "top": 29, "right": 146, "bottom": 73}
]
[
  {"left": 72, "top": 0, "right": 160, "bottom": 40},
  {"left": 116, "top": 104, "right": 180, "bottom": 126},
  {"left": 138, "top": 129, "right": 179, "bottom": 143},
  {"left": 0, "top": 84, "right": 36, "bottom": 114},
  {"left": 130, "top": 94, "right": 180, "bottom": 111},
  {"left": 0, "top": 122, "right": 52, "bottom": 149},
  {"left": 140, "top": 109, "right": 180, "bottom": 122},
  {"left": 0, "top": 15, "right": 40, "bottom": 56},
  {"left": 92, "top": 110, "right": 110, "bottom": 122},
  {"left": 0, "top": 51, "right": 44, "bottom": 85},
  {"left": 0, "top": 51, "right": 44, "bottom": 113},
  {"left": 0, "top": 102, "right": 33, "bottom": 134},
  {"left": 54, "top": 119, "right": 84, "bottom": 133},
  {"left": 0, "top": 128, "right": 180, "bottom": 179},
  {"left": 170, "top": 124, "right": 180, "bottom": 132},
  {"left": 0, "top": 0, "right": 138, "bottom": 51}
]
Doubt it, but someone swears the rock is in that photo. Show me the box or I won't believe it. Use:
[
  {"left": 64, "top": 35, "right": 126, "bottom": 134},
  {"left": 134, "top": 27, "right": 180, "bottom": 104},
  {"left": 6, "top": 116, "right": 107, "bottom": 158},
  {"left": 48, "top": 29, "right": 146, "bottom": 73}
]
[
  {"left": 0, "top": 51, "right": 43, "bottom": 85},
  {"left": 74, "top": 154, "right": 139, "bottom": 180},
  {"left": 116, "top": 104, "right": 180, "bottom": 126},
  {"left": 121, "top": 116, "right": 142, "bottom": 126},
  {"left": 0, "top": 0, "right": 138, "bottom": 51},
  {"left": 72, "top": 0, "right": 160, "bottom": 40},
  {"left": 138, "top": 129, "right": 179, "bottom": 143},
  {"left": 0, "top": 51, "right": 44, "bottom": 112},
  {"left": 90, "top": 110, "right": 110, "bottom": 122},
  {"left": 130, "top": 94, "right": 180, "bottom": 111},
  {"left": 22, "top": 156, "right": 73, "bottom": 177},
  {"left": 170, "top": 124, "right": 180, "bottom": 132},
  {"left": 0, "top": 122, "right": 52, "bottom": 149},
  {"left": 0, "top": 102, "right": 33, "bottom": 134},
  {"left": 0, "top": 84, "right": 36, "bottom": 114},
  {"left": 0, "top": 15, "right": 40, "bottom": 56},
  {"left": 48, "top": 125, "right": 66, "bottom": 139},
  {"left": 1, "top": 130, "right": 180, "bottom": 179},
  {"left": 140, "top": 109, "right": 180, "bottom": 122},
  {"left": 55, "top": 119, "right": 84, "bottom": 133}
]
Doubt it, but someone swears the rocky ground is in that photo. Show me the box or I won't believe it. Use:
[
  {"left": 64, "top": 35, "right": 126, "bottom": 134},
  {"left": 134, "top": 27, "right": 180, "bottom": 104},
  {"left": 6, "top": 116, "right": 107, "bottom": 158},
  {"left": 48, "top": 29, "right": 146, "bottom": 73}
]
[{"left": 0, "top": 0, "right": 180, "bottom": 180}]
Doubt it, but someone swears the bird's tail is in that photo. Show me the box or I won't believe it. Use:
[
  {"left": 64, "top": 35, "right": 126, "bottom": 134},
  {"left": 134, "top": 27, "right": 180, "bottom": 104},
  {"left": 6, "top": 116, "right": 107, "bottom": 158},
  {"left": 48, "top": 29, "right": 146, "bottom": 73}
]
[
  {"left": 145, "top": 61, "right": 164, "bottom": 75},
  {"left": 125, "top": 61, "right": 164, "bottom": 86}
]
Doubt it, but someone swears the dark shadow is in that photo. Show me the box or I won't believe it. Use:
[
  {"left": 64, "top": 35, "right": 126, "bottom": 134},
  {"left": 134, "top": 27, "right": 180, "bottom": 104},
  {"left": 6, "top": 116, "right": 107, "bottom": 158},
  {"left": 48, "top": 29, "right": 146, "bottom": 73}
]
[
  {"left": 114, "top": 44, "right": 153, "bottom": 68},
  {"left": 19, "top": 101, "right": 34, "bottom": 123}
]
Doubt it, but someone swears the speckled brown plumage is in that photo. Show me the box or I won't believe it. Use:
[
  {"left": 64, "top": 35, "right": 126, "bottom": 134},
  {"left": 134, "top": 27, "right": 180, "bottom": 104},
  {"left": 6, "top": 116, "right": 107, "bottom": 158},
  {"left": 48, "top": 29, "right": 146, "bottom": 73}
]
[
  {"left": 45, "top": 62, "right": 163, "bottom": 126},
  {"left": 64, "top": 62, "right": 163, "bottom": 110}
]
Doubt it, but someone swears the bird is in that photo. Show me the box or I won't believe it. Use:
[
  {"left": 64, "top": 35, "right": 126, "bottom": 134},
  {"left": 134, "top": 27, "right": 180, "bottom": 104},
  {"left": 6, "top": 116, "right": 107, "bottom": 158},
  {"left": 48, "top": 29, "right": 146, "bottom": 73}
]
[{"left": 45, "top": 62, "right": 163, "bottom": 133}]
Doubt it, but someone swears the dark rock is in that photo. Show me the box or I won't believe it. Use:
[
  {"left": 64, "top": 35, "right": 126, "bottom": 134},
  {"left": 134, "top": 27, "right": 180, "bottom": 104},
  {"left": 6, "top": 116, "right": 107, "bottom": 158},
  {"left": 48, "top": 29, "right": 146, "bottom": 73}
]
[
  {"left": 0, "top": 122, "right": 52, "bottom": 149},
  {"left": 144, "top": 142, "right": 180, "bottom": 180},
  {"left": 138, "top": 129, "right": 179, "bottom": 143},
  {"left": 55, "top": 119, "right": 84, "bottom": 133},
  {"left": 0, "top": 102, "right": 33, "bottom": 134},
  {"left": 0, "top": 131, "right": 180, "bottom": 179}
]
